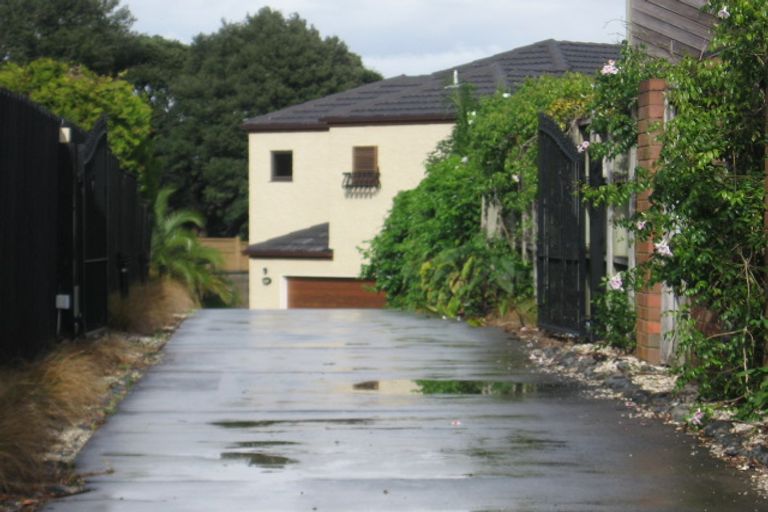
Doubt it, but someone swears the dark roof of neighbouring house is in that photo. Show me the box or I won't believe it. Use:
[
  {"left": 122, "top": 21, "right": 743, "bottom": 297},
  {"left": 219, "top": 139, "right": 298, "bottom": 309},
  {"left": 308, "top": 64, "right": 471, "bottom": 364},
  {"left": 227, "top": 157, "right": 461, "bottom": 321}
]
[
  {"left": 243, "top": 39, "right": 620, "bottom": 132},
  {"left": 243, "top": 223, "right": 333, "bottom": 259}
]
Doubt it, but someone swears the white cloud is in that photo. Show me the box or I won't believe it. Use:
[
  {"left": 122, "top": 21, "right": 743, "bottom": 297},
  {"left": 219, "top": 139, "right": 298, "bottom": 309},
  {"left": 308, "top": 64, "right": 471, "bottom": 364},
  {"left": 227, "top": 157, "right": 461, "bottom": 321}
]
[
  {"left": 122, "top": 0, "right": 626, "bottom": 76},
  {"left": 364, "top": 46, "right": 504, "bottom": 78}
]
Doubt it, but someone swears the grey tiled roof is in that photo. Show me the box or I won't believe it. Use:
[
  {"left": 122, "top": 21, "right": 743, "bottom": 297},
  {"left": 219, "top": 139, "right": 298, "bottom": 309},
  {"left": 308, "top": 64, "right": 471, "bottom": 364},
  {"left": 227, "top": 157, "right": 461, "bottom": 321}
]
[
  {"left": 243, "top": 39, "right": 620, "bottom": 132},
  {"left": 244, "top": 223, "right": 333, "bottom": 259}
]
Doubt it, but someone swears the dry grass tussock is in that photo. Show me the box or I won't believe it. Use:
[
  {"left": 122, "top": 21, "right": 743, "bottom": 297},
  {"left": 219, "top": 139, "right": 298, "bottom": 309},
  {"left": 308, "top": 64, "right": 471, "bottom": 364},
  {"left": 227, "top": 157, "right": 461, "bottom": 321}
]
[
  {"left": 0, "top": 278, "right": 194, "bottom": 499},
  {"left": 0, "top": 338, "right": 124, "bottom": 493},
  {"left": 109, "top": 277, "right": 196, "bottom": 335}
]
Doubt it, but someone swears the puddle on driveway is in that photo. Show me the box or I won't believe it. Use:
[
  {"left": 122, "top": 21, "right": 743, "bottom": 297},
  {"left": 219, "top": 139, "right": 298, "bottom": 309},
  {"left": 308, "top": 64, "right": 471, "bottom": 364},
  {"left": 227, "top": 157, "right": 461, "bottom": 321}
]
[
  {"left": 221, "top": 451, "right": 297, "bottom": 468},
  {"left": 229, "top": 441, "right": 299, "bottom": 448},
  {"left": 349, "top": 379, "right": 566, "bottom": 396},
  {"left": 211, "top": 418, "right": 371, "bottom": 429}
]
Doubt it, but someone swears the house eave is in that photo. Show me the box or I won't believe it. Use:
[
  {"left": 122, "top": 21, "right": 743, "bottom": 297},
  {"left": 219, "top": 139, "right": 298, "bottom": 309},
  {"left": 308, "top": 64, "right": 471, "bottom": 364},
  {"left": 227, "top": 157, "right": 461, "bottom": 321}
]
[
  {"left": 243, "top": 113, "right": 456, "bottom": 133},
  {"left": 243, "top": 249, "right": 334, "bottom": 260},
  {"left": 321, "top": 113, "right": 456, "bottom": 127},
  {"left": 242, "top": 122, "right": 330, "bottom": 133}
]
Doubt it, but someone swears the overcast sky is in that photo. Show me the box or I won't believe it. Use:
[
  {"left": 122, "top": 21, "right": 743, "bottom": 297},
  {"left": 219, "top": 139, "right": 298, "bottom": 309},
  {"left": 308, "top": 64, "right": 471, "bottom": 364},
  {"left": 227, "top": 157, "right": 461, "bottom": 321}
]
[{"left": 121, "top": 1, "right": 627, "bottom": 78}]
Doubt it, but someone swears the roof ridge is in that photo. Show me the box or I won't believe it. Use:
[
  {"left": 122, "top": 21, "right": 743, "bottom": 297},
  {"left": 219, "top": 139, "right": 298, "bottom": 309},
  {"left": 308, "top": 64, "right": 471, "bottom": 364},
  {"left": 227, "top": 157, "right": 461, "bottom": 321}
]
[
  {"left": 546, "top": 40, "right": 569, "bottom": 72},
  {"left": 243, "top": 39, "right": 621, "bottom": 131}
]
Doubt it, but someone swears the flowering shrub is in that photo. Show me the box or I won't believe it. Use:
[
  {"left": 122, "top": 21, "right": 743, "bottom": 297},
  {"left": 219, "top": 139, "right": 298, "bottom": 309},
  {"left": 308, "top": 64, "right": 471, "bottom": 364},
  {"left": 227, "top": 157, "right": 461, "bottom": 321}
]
[
  {"left": 587, "top": 0, "right": 768, "bottom": 417},
  {"left": 592, "top": 271, "right": 636, "bottom": 351},
  {"left": 363, "top": 74, "right": 592, "bottom": 318}
]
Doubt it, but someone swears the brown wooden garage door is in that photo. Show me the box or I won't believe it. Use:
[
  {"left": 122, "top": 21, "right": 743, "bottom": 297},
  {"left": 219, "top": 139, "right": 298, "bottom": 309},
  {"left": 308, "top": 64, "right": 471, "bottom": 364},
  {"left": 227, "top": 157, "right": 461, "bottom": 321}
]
[{"left": 287, "top": 277, "right": 386, "bottom": 309}]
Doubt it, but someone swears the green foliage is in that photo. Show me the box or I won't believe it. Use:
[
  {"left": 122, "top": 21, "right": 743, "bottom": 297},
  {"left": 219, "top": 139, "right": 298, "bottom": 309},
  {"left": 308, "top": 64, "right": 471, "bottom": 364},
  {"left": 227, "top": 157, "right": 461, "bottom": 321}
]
[
  {"left": 592, "top": 272, "right": 637, "bottom": 351},
  {"left": 419, "top": 237, "right": 532, "bottom": 318},
  {"left": 156, "top": 7, "right": 381, "bottom": 236},
  {"left": 150, "top": 188, "right": 234, "bottom": 304},
  {"left": 362, "top": 153, "right": 484, "bottom": 309},
  {"left": 0, "top": 58, "right": 152, "bottom": 178},
  {"left": 0, "top": 0, "right": 136, "bottom": 75},
  {"left": 587, "top": 1, "right": 768, "bottom": 416},
  {"left": 364, "top": 75, "right": 592, "bottom": 318},
  {"left": 589, "top": 42, "right": 670, "bottom": 160},
  {"left": 467, "top": 74, "right": 593, "bottom": 214}
]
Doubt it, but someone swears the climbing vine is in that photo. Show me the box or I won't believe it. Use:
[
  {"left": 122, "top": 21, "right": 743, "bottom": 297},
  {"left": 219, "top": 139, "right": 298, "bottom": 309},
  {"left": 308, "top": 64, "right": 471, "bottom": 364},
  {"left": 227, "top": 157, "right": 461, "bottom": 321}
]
[
  {"left": 363, "top": 74, "right": 592, "bottom": 319},
  {"left": 587, "top": 1, "right": 768, "bottom": 417}
]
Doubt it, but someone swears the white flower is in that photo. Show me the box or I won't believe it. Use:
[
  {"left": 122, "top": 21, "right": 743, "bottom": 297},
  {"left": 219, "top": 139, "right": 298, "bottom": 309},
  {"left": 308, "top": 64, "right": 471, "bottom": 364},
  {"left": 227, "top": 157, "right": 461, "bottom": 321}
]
[
  {"left": 511, "top": 174, "right": 520, "bottom": 183},
  {"left": 469, "top": 111, "right": 477, "bottom": 117},
  {"left": 601, "top": 60, "right": 619, "bottom": 75},
  {"left": 636, "top": 220, "right": 647, "bottom": 231},
  {"left": 608, "top": 273, "right": 623, "bottom": 291},
  {"left": 502, "top": 93, "right": 511, "bottom": 98},
  {"left": 460, "top": 156, "right": 469, "bottom": 164},
  {"left": 717, "top": 5, "right": 730, "bottom": 19},
  {"left": 577, "top": 140, "right": 590, "bottom": 153},
  {"left": 654, "top": 239, "right": 672, "bottom": 257}
]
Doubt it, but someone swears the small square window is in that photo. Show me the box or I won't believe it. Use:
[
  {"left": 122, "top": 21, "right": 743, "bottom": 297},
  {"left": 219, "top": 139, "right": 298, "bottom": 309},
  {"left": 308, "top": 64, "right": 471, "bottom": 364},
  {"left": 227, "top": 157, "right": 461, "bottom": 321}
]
[{"left": 272, "top": 151, "right": 293, "bottom": 181}]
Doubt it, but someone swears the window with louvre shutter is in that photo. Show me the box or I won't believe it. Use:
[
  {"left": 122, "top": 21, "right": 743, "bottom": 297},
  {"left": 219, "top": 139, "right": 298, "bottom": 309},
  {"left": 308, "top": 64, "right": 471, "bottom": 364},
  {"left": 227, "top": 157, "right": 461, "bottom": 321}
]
[
  {"left": 351, "top": 146, "right": 379, "bottom": 187},
  {"left": 353, "top": 146, "right": 377, "bottom": 172}
]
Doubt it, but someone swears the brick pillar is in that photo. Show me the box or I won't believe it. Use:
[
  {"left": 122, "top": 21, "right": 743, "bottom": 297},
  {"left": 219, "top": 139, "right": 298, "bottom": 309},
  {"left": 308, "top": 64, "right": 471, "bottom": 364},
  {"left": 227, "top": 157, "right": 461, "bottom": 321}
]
[{"left": 635, "top": 79, "right": 666, "bottom": 364}]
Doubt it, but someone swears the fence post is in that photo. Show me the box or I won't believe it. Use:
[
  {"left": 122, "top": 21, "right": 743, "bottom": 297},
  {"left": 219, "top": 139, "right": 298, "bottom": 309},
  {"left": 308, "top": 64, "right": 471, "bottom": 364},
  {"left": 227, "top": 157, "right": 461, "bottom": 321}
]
[{"left": 635, "top": 78, "right": 666, "bottom": 364}]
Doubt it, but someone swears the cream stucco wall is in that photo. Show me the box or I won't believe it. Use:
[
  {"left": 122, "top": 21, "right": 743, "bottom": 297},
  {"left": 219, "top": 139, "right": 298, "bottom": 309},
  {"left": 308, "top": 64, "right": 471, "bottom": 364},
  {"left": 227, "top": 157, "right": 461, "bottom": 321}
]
[{"left": 248, "top": 122, "right": 454, "bottom": 309}]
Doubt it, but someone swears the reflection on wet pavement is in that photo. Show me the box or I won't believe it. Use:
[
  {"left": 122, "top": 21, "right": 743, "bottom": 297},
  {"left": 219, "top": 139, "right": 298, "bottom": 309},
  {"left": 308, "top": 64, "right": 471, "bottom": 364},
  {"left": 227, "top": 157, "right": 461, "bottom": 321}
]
[
  {"left": 43, "top": 309, "right": 767, "bottom": 512},
  {"left": 228, "top": 441, "right": 298, "bottom": 448},
  {"left": 350, "top": 379, "right": 568, "bottom": 396},
  {"left": 220, "top": 451, "right": 297, "bottom": 468},
  {"left": 211, "top": 418, "right": 371, "bottom": 429}
]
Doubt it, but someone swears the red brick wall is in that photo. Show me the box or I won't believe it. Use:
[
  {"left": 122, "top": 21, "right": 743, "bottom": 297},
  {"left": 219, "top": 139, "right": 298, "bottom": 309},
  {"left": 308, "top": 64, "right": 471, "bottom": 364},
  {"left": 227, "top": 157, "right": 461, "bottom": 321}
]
[{"left": 635, "top": 79, "right": 667, "bottom": 364}]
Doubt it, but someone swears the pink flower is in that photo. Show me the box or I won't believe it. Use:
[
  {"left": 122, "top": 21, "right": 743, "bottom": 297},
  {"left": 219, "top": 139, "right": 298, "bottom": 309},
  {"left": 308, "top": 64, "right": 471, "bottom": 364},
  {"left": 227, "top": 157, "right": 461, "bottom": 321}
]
[
  {"left": 577, "top": 141, "right": 590, "bottom": 153},
  {"left": 601, "top": 60, "right": 619, "bottom": 75},
  {"left": 636, "top": 220, "right": 647, "bottom": 231},
  {"left": 717, "top": 6, "right": 730, "bottom": 19},
  {"left": 654, "top": 239, "right": 672, "bottom": 257},
  {"left": 690, "top": 408, "right": 704, "bottom": 426},
  {"left": 608, "top": 273, "right": 623, "bottom": 291},
  {"left": 451, "top": 420, "right": 462, "bottom": 427}
]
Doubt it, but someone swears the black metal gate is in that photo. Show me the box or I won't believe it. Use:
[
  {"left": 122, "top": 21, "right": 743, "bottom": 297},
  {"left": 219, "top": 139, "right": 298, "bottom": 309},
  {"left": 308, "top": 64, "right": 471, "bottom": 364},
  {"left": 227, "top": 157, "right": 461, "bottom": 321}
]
[
  {"left": 77, "top": 118, "right": 150, "bottom": 334},
  {"left": 79, "top": 121, "right": 111, "bottom": 332},
  {"left": 1, "top": 91, "right": 151, "bottom": 359},
  {"left": 536, "top": 114, "right": 605, "bottom": 338}
]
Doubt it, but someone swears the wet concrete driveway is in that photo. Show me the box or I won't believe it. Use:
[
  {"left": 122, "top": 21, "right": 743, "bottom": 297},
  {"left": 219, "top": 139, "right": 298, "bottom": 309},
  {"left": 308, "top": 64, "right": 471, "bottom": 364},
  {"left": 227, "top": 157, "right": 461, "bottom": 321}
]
[{"left": 46, "top": 309, "right": 765, "bottom": 511}]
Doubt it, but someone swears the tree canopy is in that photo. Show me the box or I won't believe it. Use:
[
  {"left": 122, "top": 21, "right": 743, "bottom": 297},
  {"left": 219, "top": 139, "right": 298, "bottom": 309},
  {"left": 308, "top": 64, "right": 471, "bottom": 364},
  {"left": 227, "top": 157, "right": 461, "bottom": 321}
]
[
  {"left": 0, "top": 0, "right": 136, "bottom": 75},
  {"left": 155, "top": 7, "right": 381, "bottom": 236},
  {"left": 0, "top": 58, "right": 152, "bottom": 178},
  {"left": 0, "top": 2, "right": 381, "bottom": 235}
]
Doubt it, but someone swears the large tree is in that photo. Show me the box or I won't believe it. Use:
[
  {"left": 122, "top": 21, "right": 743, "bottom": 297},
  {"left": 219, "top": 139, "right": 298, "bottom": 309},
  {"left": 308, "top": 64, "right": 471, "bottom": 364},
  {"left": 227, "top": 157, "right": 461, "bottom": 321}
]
[
  {"left": 156, "top": 7, "right": 381, "bottom": 236},
  {"left": 0, "top": 0, "right": 136, "bottom": 75},
  {"left": 0, "top": 2, "right": 380, "bottom": 236},
  {"left": 0, "top": 58, "right": 152, "bottom": 178}
]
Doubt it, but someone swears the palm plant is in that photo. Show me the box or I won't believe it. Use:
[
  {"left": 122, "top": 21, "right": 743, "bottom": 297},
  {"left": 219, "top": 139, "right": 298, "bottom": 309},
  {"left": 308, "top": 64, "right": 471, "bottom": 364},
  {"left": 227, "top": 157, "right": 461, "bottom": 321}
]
[{"left": 150, "top": 187, "right": 234, "bottom": 304}]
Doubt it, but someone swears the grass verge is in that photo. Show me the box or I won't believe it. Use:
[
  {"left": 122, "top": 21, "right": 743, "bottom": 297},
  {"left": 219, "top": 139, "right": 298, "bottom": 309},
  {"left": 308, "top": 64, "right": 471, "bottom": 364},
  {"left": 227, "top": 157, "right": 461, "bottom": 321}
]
[{"left": 0, "top": 278, "right": 194, "bottom": 510}]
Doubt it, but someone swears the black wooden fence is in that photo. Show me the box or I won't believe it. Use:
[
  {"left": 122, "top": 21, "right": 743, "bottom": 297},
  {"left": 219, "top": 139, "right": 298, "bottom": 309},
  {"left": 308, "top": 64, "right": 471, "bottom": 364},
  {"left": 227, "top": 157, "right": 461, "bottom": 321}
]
[{"left": 0, "top": 89, "right": 150, "bottom": 361}]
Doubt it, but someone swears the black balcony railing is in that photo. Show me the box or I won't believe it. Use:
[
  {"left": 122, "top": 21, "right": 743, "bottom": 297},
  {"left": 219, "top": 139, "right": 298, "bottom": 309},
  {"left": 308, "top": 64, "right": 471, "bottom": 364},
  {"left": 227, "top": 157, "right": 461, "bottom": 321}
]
[{"left": 342, "top": 171, "right": 380, "bottom": 189}]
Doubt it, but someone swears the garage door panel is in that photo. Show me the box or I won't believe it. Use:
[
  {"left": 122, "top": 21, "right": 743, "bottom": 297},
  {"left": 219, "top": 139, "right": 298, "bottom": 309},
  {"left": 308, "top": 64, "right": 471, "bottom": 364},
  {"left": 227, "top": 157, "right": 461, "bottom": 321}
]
[{"left": 287, "top": 278, "right": 386, "bottom": 309}]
